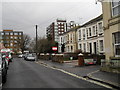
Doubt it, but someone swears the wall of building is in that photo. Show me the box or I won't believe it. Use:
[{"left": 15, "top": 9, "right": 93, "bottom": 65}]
[
  {"left": 102, "top": 1, "right": 120, "bottom": 59},
  {"left": 0, "top": 30, "right": 23, "bottom": 53}
]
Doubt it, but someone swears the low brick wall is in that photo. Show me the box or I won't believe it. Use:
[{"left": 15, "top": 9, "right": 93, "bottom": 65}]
[
  {"left": 38, "top": 54, "right": 65, "bottom": 63},
  {"left": 100, "top": 59, "right": 120, "bottom": 73}
]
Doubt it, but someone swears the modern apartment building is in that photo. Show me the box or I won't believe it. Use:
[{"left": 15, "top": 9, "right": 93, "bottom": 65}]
[
  {"left": 0, "top": 30, "right": 23, "bottom": 53},
  {"left": 101, "top": 0, "right": 120, "bottom": 59},
  {"left": 46, "top": 19, "right": 79, "bottom": 43},
  {"left": 46, "top": 19, "right": 67, "bottom": 42},
  {"left": 77, "top": 14, "right": 105, "bottom": 55}
]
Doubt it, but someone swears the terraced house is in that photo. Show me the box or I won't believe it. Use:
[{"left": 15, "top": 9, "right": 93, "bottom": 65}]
[
  {"left": 64, "top": 26, "right": 80, "bottom": 53},
  {"left": 77, "top": 14, "right": 105, "bottom": 55}
]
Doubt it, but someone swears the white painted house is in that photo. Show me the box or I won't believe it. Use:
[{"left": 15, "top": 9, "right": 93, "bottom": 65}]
[{"left": 77, "top": 14, "right": 105, "bottom": 55}]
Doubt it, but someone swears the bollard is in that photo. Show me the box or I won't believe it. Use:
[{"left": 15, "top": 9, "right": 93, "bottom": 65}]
[{"left": 78, "top": 53, "right": 84, "bottom": 66}]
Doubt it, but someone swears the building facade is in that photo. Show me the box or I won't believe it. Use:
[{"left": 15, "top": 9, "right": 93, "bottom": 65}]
[
  {"left": 101, "top": 0, "right": 120, "bottom": 59},
  {"left": 0, "top": 30, "right": 23, "bottom": 53},
  {"left": 64, "top": 26, "right": 80, "bottom": 53},
  {"left": 46, "top": 19, "right": 79, "bottom": 43},
  {"left": 77, "top": 14, "right": 105, "bottom": 55},
  {"left": 46, "top": 19, "right": 67, "bottom": 42}
]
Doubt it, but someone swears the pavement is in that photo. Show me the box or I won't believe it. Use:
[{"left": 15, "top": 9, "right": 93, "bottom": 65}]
[{"left": 37, "top": 59, "right": 120, "bottom": 89}]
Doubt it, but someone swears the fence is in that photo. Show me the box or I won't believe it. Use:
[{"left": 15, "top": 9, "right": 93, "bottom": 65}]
[{"left": 38, "top": 54, "right": 65, "bottom": 63}]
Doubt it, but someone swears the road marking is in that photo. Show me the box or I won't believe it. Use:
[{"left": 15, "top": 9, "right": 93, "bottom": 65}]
[
  {"left": 87, "top": 70, "right": 100, "bottom": 77},
  {"left": 36, "top": 61, "right": 113, "bottom": 89}
]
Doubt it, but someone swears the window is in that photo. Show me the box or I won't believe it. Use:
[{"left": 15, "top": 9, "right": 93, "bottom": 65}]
[
  {"left": 83, "top": 29, "right": 86, "bottom": 40},
  {"left": 89, "top": 28, "right": 92, "bottom": 37},
  {"left": 5, "top": 33, "right": 9, "bottom": 35},
  {"left": 19, "top": 37, "right": 22, "bottom": 39},
  {"left": 10, "top": 33, "right": 13, "bottom": 35},
  {"left": 99, "top": 40, "right": 104, "bottom": 51},
  {"left": 10, "top": 43, "right": 13, "bottom": 46},
  {"left": 86, "top": 28, "right": 88, "bottom": 38},
  {"left": 71, "top": 46, "right": 73, "bottom": 52},
  {"left": 11, "top": 36, "right": 13, "bottom": 39},
  {"left": 83, "top": 43, "right": 86, "bottom": 52},
  {"left": 79, "top": 44, "right": 82, "bottom": 50},
  {"left": 6, "top": 36, "right": 9, "bottom": 39},
  {"left": 1, "top": 33, "right": 4, "bottom": 35},
  {"left": 98, "top": 22, "right": 103, "bottom": 33},
  {"left": 14, "top": 40, "right": 17, "bottom": 43},
  {"left": 70, "top": 34, "right": 72, "bottom": 43},
  {"left": 19, "top": 33, "right": 22, "bottom": 35},
  {"left": 92, "top": 26, "right": 96, "bottom": 36},
  {"left": 79, "top": 30, "right": 81, "bottom": 40},
  {"left": 14, "top": 33, "right": 18, "bottom": 35},
  {"left": 111, "top": 0, "right": 120, "bottom": 16},
  {"left": 114, "top": 32, "right": 120, "bottom": 56}
]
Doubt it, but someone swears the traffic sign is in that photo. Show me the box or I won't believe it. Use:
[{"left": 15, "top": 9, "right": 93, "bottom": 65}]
[{"left": 52, "top": 47, "right": 57, "bottom": 51}]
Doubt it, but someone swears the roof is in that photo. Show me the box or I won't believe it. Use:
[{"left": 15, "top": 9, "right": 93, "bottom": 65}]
[
  {"left": 64, "top": 26, "right": 81, "bottom": 34},
  {"left": 81, "top": 14, "right": 103, "bottom": 27}
]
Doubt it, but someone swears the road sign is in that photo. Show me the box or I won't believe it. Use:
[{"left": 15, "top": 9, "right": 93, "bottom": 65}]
[{"left": 52, "top": 47, "right": 57, "bottom": 51}]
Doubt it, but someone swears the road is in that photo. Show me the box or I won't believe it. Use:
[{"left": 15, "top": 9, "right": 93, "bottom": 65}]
[{"left": 3, "top": 58, "right": 109, "bottom": 88}]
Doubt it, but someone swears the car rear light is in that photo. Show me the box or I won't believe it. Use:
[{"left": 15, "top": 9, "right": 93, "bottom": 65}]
[
  {"left": 6, "top": 56, "right": 9, "bottom": 59},
  {"left": 88, "top": 62, "right": 93, "bottom": 64}
]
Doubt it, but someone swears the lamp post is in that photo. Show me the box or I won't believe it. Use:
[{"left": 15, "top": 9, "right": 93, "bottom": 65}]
[{"left": 35, "top": 25, "right": 38, "bottom": 61}]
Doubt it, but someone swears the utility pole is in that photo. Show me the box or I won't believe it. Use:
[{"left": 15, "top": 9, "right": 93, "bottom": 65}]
[{"left": 36, "top": 25, "right": 38, "bottom": 61}]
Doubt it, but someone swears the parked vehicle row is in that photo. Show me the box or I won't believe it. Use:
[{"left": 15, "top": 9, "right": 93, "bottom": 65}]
[{"left": 0, "top": 49, "right": 13, "bottom": 87}]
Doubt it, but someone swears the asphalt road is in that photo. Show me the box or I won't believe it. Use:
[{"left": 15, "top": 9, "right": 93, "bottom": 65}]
[{"left": 3, "top": 58, "right": 108, "bottom": 88}]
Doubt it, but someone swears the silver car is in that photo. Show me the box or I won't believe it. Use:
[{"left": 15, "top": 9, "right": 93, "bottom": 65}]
[{"left": 26, "top": 54, "right": 36, "bottom": 61}]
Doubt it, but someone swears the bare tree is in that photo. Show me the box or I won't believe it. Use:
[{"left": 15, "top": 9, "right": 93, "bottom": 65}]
[{"left": 18, "top": 34, "right": 31, "bottom": 53}]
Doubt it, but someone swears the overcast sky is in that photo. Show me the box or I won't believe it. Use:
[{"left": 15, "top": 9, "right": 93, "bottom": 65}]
[{"left": 1, "top": 0, "right": 102, "bottom": 38}]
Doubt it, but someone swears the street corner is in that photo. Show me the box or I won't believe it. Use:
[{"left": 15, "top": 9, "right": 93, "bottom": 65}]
[{"left": 87, "top": 70, "right": 120, "bottom": 89}]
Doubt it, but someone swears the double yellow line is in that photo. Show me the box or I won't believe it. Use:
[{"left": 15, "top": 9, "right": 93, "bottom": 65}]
[{"left": 36, "top": 61, "right": 114, "bottom": 89}]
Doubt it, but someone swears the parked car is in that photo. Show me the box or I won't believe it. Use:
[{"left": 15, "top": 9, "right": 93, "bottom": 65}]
[
  {"left": 1, "top": 53, "right": 9, "bottom": 69},
  {"left": 1, "top": 49, "right": 13, "bottom": 62},
  {"left": 84, "top": 59, "right": 97, "bottom": 65},
  {"left": 0, "top": 53, "right": 8, "bottom": 84},
  {"left": 26, "top": 53, "right": 36, "bottom": 61},
  {"left": 7, "top": 52, "right": 12, "bottom": 62},
  {"left": 18, "top": 54, "right": 23, "bottom": 58}
]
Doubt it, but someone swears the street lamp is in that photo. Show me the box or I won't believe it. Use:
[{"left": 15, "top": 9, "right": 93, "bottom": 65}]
[{"left": 35, "top": 25, "right": 38, "bottom": 61}]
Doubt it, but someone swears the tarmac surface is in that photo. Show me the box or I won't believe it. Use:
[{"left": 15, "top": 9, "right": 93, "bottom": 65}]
[{"left": 2, "top": 58, "right": 109, "bottom": 89}]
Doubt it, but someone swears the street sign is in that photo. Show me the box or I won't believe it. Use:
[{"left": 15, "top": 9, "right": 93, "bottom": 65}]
[{"left": 52, "top": 47, "right": 57, "bottom": 51}]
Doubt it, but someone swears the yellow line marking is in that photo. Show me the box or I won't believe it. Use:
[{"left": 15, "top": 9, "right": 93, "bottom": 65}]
[{"left": 36, "top": 61, "right": 113, "bottom": 89}]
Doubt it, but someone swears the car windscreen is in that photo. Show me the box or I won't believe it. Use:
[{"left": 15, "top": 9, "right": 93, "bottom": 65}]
[{"left": 28, "top": 54, "right": 33, "bottom": 57}]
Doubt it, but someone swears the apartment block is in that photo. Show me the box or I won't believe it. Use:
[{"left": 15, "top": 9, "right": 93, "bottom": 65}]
[
  {"left": 77, "top": 14, "right": 105, "bottom": 55},
  {"left": 46, "top": 19, "right": 67, "bottom": 42},
  {"left": 0, "top": 30, "right": 23, "bottom": 53},
  {"left": 46, "top": 19, "right": 79, "bottom": 43}
]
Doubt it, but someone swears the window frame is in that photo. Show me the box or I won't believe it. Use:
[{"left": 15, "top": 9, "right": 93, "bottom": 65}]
[{"left": 111, "top": 0, "right": 120, "bottom": 17}]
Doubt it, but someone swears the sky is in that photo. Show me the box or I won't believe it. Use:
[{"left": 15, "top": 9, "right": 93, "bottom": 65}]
[{"left": 1, "top": 0, "right": 102, "bottom": 38}]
